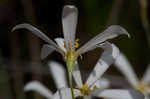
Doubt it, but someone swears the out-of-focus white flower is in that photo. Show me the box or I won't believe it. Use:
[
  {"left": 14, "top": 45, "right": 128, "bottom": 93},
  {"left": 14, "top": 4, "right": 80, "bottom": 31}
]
[
  {"left": 48, "top": 61, "right": 68, "bottom": 89},
  {"left": 114, "top": 52, "right": 150, "bottom": 98},
  {"left": 24, "top": 80, "right": 80, "bottom": 99},
  {"left": 24, "top": 81, "right": 53, "bottom": 99}
]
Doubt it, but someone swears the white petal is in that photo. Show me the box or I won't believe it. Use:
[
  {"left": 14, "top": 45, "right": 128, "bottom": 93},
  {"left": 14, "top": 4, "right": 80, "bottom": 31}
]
[
  {"left": 77, "top": 25, "right": 130, "bottom": 54},
  {"left": 92, "top": 78, "right": 110, "bottom": 89},
  {"left": 52, "top": 87, "right": 81, "bottom": 99},
  {"left": 55, "top": 38, "right": 67, "bottom": 52},
  {"left": 114, "top": 52, "right": 139, "bottom": 87},
  {"left": 24, "top": 81, "right": 53, "bottom": 99},
  {"left": 72, "top": 61, "right": 83, "bottom": 88},
  {"left": 62, "top": 5, "right": 78, "bottom": 50},
  {"left": 86, "top": 42, "right": 120, "bottom": 87},
  {"left": 142, "top": 64, "right": 150, "bottom": 84},
  {"left": 12, "top": 23, "right": 57, "bottom": 48},
  {"left": 48, "top": 61, "right": 68, "bottom": 89},
  {"left": 41, "top": 44, "right": 56, "bottom": 59},
  {"left": 94, "top": 89, "right": 144, "bottom": 99}
]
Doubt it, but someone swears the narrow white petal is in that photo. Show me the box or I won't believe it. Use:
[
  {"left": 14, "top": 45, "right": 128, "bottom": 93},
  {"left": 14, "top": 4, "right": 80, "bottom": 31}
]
[
  {"left": 41, "top": 44, "right": 56, "bottom": 60},
  {"left": 55, "top": 38, "right": 67, "bottom": 52},
  {"left": 48, "top": 61, "right": 68, "bottom": 89},
  {"left": 24, "top": 81, "right": 53, "bottom": 99},
  {"left": 86, "top": 42, "right": 120, "bottom": 87},
  {"left": 77, "top": 25, "right": 130, "bottom": 54},
  {"left": 72, "top": 61, "right": 83, "bottom": 88},
  {"left": 62, "top": 5, "right": 78, "bottom": 50},
  {"left": 52, "top": 87, "right": 81, "bottom": 99},
  {"left": 114, "top": 52, "right": 139, "bottom": 87},
  {"left": 12, "top": 23, "right": 57, "bottom": 48},
  {"left": 94, "top": 89, "right": 144, "bottom": 99},
  {"left": 142, "top": 64, "right": 150, "bottom": 84},
  {"left": 92, "top": 78, "right": 110, "bottom": 89}
]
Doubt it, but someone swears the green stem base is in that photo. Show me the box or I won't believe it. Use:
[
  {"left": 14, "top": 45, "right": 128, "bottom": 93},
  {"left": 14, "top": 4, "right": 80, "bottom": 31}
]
[{"left": 69, "top": 71, "right": 75, "bottom": 99}]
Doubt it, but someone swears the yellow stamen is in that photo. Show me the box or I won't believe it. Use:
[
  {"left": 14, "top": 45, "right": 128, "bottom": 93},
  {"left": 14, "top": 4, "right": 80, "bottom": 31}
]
[
  {"left": 64, "top": 41, "right": 66, "bottom": 48},
  {"left": 80, "top": 84, "right": 92, "bottom": 95},
  {"left": 79, "top": 84, "right": 98, "bottom": 96},
  {"left": 74, "top": 39, "right": 79, "bottom": 48},
  {"left": 136, "top": 82, "right": 149, "bottom": 94},
  {"left": 93, "top": 85, "right": 98, "bottom": 91}
]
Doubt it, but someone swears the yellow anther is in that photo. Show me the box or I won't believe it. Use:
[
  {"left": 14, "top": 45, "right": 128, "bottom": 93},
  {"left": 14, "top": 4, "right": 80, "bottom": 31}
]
[
  {"left": 79, "top": 84, "right": 98, "bottom": 96},
  {"left": 64, "top": 41, "right": 66, "bottom": 48},
  {"left": 93, "top": 85, "right": 98, "bottom": 91},
  {"left": 74, "top": 39, "right": 79, "bottom": 48},
  {"left": 136, "top": 83, "right": 149, "bottom": 94},
  {"left": 80, "top": 84, "right": 91, "bottom": 95}
]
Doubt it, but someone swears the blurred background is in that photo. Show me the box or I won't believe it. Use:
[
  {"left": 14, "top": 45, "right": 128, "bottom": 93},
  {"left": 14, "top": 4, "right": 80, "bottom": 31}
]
[{"left": 0, "top": 0, "right": 150, "bottom": 99}]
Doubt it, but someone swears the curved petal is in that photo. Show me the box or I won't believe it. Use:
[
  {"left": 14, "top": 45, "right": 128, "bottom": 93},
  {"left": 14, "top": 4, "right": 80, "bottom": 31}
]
[
  {"left": 77, "top": 25, "right": 130, "bottom": 54},
  {"left": 48, "top": 61, "right": 68, "bottom": 89},
  {"left": 12, "top": 23, "right": 58, "bottom": 48},
  {"left": 41, "top": 44, "right": 56, "bottom": 59},
  {"left": 24, "top": 81, "right": 53, "bottom": 99},
  {"left": 55, "top": 38, "right": 66, "bottom": 52},
  {"left": 72, "top": 61, "right": 83, "bottom": 88},
  {"left": 142, "top": 64, "right": 150, "bottom": 84},
  {"left": 52, "top": 87, "right": 81, "bottom": 99},
  {"left": 86, "top": 42, "right": 120, "bottom": 87},
  {"left": 114, "top": 53, "right": 139, "bottom": 87},
  {"left": 62, "top": 5, "right": 78, "bottom": 50},
  {"left": 93, "top": 89, "right": 144, "bottom": 99},
  {"left": 92, "top": 78, "right": 110, "bottom": 89}
]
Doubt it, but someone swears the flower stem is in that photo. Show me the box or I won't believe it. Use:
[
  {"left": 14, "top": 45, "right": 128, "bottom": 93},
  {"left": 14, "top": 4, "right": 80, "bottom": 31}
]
[
  {"left": 65, "top": 50, "right": 76, "bottom": 99},
  {"left": 68, "top": 71, "right": 75, "bottom": 99}
]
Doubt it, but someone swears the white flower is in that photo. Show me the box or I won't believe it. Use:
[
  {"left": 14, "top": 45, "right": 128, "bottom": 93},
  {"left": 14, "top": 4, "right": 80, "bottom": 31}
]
[
  {"left": 13, "top": 5, "right": 130, "bottom": 99},
  {"left": 114, "top": 52, "right": 150, "bottom": 98},
  {"left": 12, "top": 5, "right": 129, "bottom": 71},
  {"left": 51, "top": 39, "right": 144, "bottom": 99}
]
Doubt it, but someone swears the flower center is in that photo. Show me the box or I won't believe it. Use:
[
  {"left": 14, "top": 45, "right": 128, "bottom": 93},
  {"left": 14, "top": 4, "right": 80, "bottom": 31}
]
[
  {"left": 136, "top": 82, "right": 149, "bottom": 94},
  {"left": 79, "top": 84, "right": 98, "bottom": 96},
  {"left": 63, "top": 39, "right": 79, "bottom": 49}
]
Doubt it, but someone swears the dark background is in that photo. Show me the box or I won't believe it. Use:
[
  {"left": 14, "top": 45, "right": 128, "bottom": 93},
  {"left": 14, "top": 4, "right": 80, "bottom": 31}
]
[{"left": 0, "top": 0, "right": 149, "bottom": 99}]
